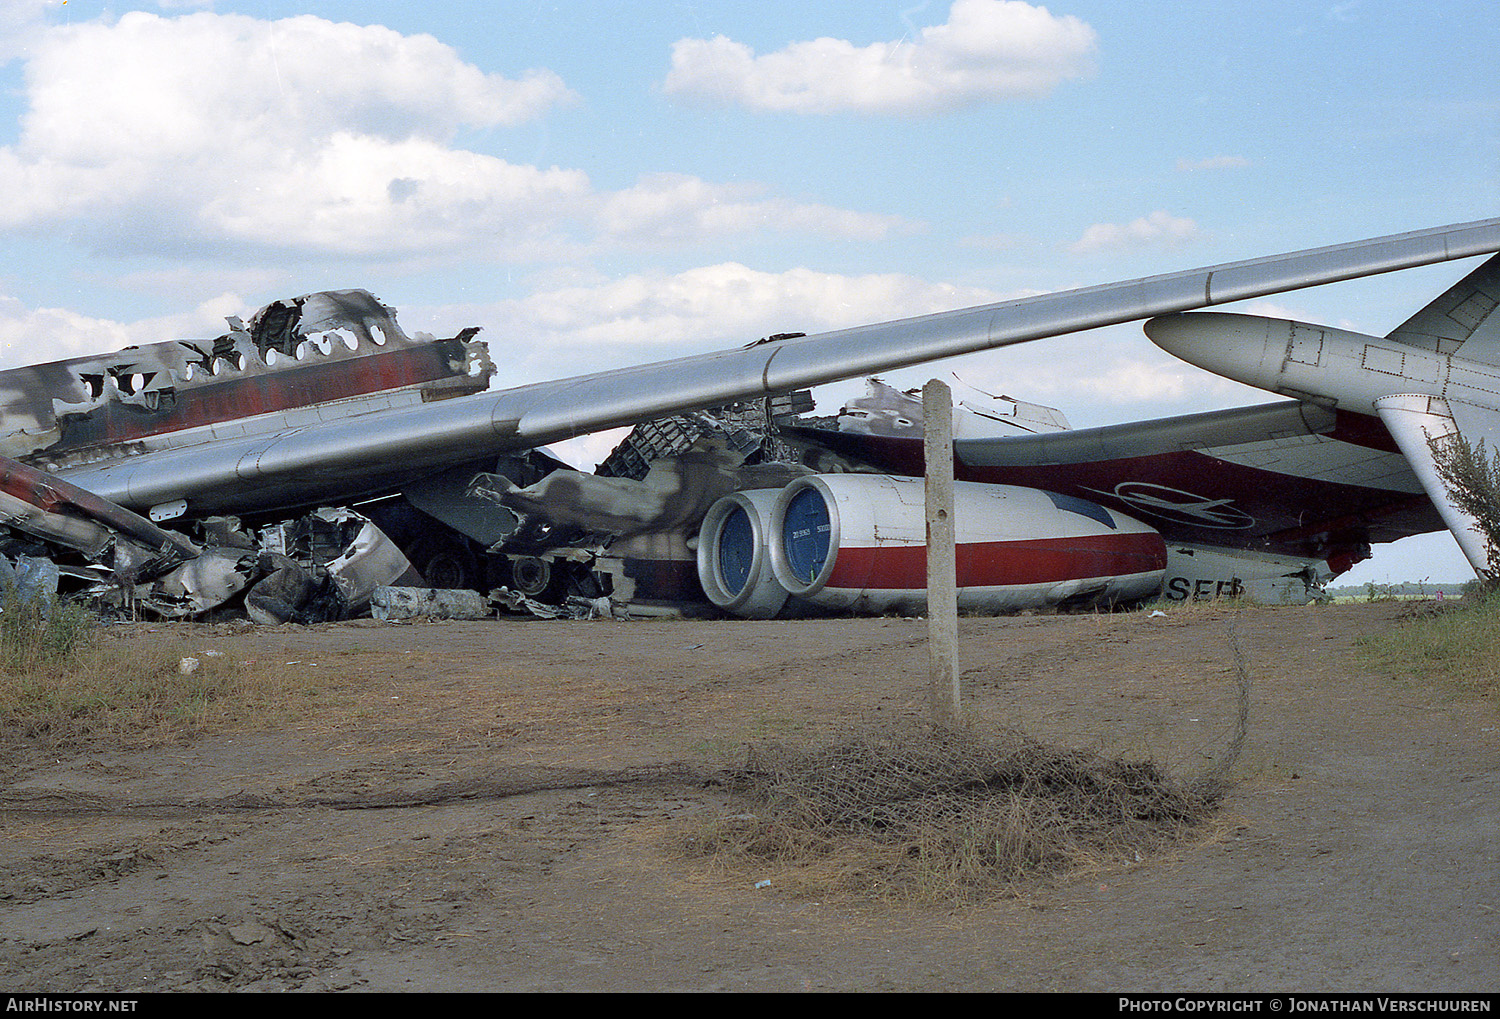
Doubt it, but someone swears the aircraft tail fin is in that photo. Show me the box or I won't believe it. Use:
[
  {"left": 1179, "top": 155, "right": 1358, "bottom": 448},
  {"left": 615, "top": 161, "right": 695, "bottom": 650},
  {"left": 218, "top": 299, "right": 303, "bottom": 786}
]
[{"left": 1385, "top": 252, "right": 1500, "bottom": 366}]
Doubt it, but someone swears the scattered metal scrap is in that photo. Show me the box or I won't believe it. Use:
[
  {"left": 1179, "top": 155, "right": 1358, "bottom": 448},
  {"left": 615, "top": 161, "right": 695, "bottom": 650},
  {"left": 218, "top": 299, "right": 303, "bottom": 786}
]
[
  {"left": 487, "top": 587, "right": 615, "bottom": 620},
  {"left": 0, "top": 289, "right": 498, "bottom": 624},
  {"left": 0, "top": 285, "right": 910, "bottom": 624},
  {"left": 370, "top": 586, "right": 494, "bottom": 621},
  {"left": 0, "top": 460, "right": 422, "bottom": 623}
]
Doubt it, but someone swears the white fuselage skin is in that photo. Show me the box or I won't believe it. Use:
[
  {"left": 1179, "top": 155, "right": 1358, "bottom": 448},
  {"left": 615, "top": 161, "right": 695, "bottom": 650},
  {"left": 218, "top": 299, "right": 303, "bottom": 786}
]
[{"left": 1145, "top": 312, "right": 1500, "bottom": 415}]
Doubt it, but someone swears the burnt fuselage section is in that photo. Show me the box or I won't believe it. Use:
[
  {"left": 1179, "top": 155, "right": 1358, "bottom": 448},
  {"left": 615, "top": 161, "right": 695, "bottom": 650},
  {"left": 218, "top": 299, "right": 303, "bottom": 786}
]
[{"left": 4, "top": 290, "right": 491, "bottom": 478}]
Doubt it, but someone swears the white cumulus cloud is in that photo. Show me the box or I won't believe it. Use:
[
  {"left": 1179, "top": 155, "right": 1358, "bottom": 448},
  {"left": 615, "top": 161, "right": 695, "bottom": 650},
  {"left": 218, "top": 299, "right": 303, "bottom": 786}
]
[
  {"left": 0, "top": 0, "right": 58, "bottom": 62},
  {"left": 0, "top": 11, "right": 905, "bottom": 261},
  {"left": 1068, "top": 211, "right": 1202, "bottom": 254},
  {"left": 0, "top": 290, "right": 247, "bottom": 370},
  {"left": 596, "top": 174, "right": 910, "bottom": 245},
  {"left": 430, "top": 263, "right": 1005, "bottom": 385},
  {"left": 662, "top": 0, "right": 1097, "bottom": 115},
  {"left": 0, "top": 11, "right": 582, "bottom": 256}
]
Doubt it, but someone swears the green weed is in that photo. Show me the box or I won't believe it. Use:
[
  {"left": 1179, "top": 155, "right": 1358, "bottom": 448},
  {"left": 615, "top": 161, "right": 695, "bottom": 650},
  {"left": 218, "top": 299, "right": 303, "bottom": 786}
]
[{"left": 1359, "top": 592, "right": 1500, "bottom": 706}]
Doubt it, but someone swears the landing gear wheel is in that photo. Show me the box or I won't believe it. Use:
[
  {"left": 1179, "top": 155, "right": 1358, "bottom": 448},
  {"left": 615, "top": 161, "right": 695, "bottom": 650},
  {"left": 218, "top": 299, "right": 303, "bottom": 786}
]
[
  {"left": 408, "top": 535, "right": 479, "bottom": 590},
  {"left": 510, "top": 555, "right": 565, "bottom": 600}
]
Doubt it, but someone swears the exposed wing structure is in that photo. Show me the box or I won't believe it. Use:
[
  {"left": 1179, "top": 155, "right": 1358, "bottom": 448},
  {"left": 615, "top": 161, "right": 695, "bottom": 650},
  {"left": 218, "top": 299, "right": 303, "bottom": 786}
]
[{"left": 54, "top": 218, "right": 1500, "bottom": 518}]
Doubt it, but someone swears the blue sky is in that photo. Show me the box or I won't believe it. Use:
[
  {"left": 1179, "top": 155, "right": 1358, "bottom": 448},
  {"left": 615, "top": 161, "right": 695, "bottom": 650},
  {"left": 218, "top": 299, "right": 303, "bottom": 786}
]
[{"left": 0, "top": 0, "right": 1495, "bottom": 583}]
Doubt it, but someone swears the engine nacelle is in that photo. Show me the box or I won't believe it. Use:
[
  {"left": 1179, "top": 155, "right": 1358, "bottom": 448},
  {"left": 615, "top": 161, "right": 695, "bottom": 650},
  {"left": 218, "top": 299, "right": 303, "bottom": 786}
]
[
  {"left": 763, "top": 474, "right": 1167, "bottom": 615},
  {"left": 695, "top": 489, "right": 792, "bottom": 619}
]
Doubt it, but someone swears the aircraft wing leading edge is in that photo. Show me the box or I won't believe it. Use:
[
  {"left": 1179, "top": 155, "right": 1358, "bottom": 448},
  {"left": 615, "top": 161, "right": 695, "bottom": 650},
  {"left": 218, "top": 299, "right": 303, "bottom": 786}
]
[
  {"left": 505, "top": 218, "right": 1500, "bottom": 442},
  {"left": 57, "top": 218, "right": 1500, "bottom": 519}
]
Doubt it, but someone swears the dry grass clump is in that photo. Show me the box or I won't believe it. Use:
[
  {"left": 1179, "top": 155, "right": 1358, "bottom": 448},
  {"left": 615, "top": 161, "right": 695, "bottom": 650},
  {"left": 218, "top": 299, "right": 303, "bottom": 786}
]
[
  {"left": 0, "top": 598, "right": 316, "bottom": 747},
  {"left": 682, "top": 724, "right": 1226, "bottom": 902}
]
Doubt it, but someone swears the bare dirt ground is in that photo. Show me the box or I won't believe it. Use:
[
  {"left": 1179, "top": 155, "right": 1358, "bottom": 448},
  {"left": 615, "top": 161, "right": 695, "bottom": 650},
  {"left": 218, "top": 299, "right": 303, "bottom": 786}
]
[{"left": 0, "top": 602, "right": 1495, "bottom": 993}]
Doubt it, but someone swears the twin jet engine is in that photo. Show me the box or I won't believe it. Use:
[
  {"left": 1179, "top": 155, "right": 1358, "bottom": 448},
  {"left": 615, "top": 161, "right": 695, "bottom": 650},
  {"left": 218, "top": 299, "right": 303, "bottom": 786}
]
[{"left": 696, "top": 474, "right": 1168, "bottom": 619}]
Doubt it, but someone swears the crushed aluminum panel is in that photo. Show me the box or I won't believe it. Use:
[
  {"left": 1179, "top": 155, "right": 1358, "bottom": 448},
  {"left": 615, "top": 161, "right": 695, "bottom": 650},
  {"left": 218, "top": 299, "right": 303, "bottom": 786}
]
[
  {"left": 245, "top": 552, "right": 341, "bottom": 625},
  {"left": 135, "top": 546, "right": 259, "bottom": 619},
  {"left": 404, "top": 465, "right": 522, "bottom": 547},
  {"left": 490, "top": 586, "right": 615, "bottom": 619},
  {"left": 314, "top": 510, "right": 423, "bottom": 612},
  {"left": 195, "top": 516, "right": 259, "bottom": 550},
  {"left": 955, "top": 393, "right": 1070, "bottom": 434},
  {"left": 244, "top": 507, "right": 421, "bottom": 622},
  {"left": 0, "top": 489, "right": 115, "bottom": 559},
  {"left": 834, "top": 378, "right": 1069, "bottom": 439},
  {"left": 399, "top": 450, "right": 574, "bottom": 547}
]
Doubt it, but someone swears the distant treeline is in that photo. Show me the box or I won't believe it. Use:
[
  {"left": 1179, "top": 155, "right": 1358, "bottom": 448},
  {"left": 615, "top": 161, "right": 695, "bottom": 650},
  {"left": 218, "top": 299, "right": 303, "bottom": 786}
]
[{"left": 1324, "top": 581, "right": 1472, "bottom": 599}]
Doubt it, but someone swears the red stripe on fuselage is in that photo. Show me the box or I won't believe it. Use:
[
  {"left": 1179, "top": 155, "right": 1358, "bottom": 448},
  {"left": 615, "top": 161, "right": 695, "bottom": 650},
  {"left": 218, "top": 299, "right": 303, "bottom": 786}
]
[{"left": 824, "top": 532, "right": 1166, "bottom": 591}]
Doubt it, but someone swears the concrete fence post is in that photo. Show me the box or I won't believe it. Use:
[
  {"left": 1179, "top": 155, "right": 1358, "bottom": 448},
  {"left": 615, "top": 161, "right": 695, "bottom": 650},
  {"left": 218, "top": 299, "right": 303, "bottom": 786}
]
[{"left": 924, "top": 379, "right": 960, "bottom": 727}]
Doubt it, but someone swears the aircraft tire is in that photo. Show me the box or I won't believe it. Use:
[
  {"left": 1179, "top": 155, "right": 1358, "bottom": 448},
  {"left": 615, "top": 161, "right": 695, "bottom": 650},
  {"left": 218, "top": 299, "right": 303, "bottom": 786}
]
[
  {"left": 509, "top": 555, "right": 565, "bottom": 600},
  {"left": 408, "top": 535, "right": 480, "bottom": 591}
]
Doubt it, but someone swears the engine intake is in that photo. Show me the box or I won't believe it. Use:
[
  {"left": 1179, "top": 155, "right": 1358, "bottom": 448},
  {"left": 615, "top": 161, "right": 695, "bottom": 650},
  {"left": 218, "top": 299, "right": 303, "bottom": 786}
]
[{"left": 695, "top": 489, "right": 791, "bottom": 619}]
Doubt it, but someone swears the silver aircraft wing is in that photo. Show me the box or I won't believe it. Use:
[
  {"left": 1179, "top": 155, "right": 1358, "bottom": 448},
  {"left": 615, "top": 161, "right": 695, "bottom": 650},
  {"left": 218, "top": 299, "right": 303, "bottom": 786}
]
[{"left": 57, "top": 218, "right": 1500, "bottom": 517}]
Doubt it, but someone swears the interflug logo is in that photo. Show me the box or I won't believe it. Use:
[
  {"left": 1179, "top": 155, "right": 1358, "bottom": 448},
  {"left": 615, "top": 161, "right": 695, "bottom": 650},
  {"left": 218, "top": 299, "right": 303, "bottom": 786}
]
[{"left": 1085, "top": 482, "right": 1256, "bottom": 530}]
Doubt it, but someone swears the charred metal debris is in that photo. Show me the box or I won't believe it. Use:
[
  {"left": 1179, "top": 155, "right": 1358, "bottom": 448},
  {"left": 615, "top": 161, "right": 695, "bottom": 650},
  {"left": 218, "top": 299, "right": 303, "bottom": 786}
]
[
  {"left": 0, "top": 291, "right": 864, "bottom": 623},
  {"left": 0, "top": 290, "right": 480, "bottom": 623}
]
